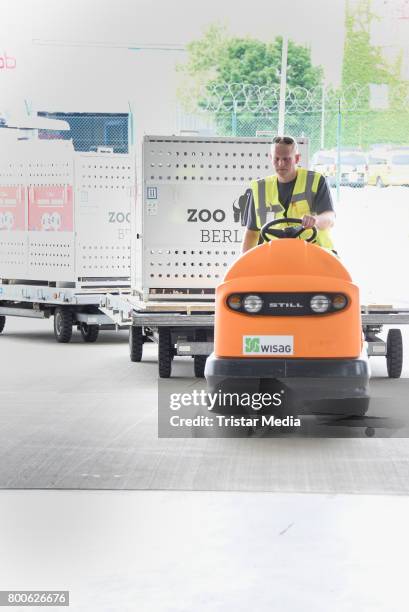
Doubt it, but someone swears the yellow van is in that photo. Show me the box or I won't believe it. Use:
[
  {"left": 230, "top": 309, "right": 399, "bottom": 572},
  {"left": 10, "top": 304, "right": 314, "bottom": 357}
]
[
  {"left": 367, "top": 152, "right": 389, "bottom": 187},
  {"left": 368, "top": 149, "right": 409, "bottom": 187}
]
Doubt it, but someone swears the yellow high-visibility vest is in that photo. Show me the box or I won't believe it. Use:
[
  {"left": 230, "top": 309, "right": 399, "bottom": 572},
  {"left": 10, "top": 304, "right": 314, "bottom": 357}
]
[{"left": 250, "top": 168, "right": 335, "bottom": 250}]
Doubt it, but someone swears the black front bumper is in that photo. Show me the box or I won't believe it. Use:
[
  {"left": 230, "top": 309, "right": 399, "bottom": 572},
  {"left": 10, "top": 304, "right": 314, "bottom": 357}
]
[{"left": 205, "top": 353, "right": 370, "bottom": 416}]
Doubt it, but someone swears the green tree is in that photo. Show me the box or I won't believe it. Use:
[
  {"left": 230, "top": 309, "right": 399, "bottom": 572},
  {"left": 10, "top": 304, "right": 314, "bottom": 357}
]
[
  {"left": 177, "top": 24, "right": 323, "bottom": 137},
  {"left": 340, "top": 0, "right": 409, "bottom": 149}
]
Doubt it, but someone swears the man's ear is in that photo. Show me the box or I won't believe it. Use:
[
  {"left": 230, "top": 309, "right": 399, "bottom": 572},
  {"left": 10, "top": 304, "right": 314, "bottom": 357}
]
[{"left": 295, "top": 152, "right": 301, "bottom": 165}]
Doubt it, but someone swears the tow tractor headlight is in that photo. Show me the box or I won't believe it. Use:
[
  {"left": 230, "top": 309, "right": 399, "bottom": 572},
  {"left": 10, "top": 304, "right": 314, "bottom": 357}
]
[
  {"left": 310, "top": 294, "right": 330, "bottom": 313},
  {"left": 243, "top": 294, "right": 263, "bottom": 314},
  {"left": 227, "top": 294, "right": 242, "bottom": 310},
  {"left": 332, "top": 294, "right": 348, "bottom": 310}
]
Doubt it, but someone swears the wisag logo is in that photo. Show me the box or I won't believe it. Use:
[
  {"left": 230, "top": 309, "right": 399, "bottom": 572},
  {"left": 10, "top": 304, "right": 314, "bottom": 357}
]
[
  {"left": 243, "top": 335, "right": 294, "bottom": 355},
  {"left": 245, "top": 337, "right": 260, "bottom": 353}
]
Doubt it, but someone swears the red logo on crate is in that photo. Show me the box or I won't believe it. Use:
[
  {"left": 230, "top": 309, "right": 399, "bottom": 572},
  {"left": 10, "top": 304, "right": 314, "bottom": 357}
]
[
  {"left": 0, "top": 186, "right": 25, "bottom": 230},
  {"left": 0, "top": 52, "right": 16, "bottom": 69},
  {"left": 28, "top": 185, "right": 73, "bottom": 231}
]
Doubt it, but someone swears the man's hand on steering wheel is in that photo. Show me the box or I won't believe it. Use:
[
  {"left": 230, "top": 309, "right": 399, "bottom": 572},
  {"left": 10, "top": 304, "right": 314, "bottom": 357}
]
[
  {"left": 260, "top": 217, "right": 318, "bottom": 243},
  {"left": 301, "top": 214, "right": 317, "bottom": 229}
]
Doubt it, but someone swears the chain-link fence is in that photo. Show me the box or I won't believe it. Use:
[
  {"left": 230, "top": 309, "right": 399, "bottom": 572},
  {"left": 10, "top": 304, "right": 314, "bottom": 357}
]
[
  {"left": 177, "top": 83, "right": 409, "bottom": 156},
  {"left": 37, "top": 112, "right": 130, "bottom": 153}
]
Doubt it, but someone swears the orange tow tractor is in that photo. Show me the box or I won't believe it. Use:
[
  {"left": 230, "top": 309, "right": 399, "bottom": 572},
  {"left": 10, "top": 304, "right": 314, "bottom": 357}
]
[{"left": 205, "top": 218, "right": 370, "bottom": 422}]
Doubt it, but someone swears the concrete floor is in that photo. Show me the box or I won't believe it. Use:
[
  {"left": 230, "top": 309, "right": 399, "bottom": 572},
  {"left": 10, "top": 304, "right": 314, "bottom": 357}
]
[
  {"left": 1, "top": 489, "right": 408, "bottom": 612},
  {"left": 0, "top": 317, "right": 408, "bottom": 492},
  {"left": 1, "top": 316, "right": 409, "bottom": 611}
]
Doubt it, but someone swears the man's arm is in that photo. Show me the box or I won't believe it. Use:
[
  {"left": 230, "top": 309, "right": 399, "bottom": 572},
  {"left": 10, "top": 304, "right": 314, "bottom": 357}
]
[
  {"left": 241, "top": 228, "right": 260, "bottom": 253},
  {"left": 240, "top": 188, "right": 260, "bottom": 253},
  {"left": 302, "top": 210, "right": 335, "bottom": 230},
  {"left": 315, "top": 210, "right": 335, "bottom": 229},
  {"left": 302, "top": 175, "right": 335, "bottom": 230}
]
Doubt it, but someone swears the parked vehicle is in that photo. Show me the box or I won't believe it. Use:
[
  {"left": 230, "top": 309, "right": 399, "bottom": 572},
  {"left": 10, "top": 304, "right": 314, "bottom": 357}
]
[
  {"left": 310, "top": 150, "right": 337, "bottom": 186},
  {"left": 367, "top": 150, "right": 389, "bottom": 187},
  {"left": 311, "top": 150, "right": 368, "bottom": 187},
  {"left": 368, "top": 149, "right": 409, "bottom": 187},
  {"left": 338, "top": 152, "right": 368, "bottom": 187},
  {"left": 385, "top": 150, "right": 409, "bottom": 186}
]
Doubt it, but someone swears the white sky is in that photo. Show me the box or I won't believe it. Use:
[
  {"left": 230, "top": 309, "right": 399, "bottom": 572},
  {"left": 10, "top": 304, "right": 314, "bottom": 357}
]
[
  {"left": 0, "top": 0, "right": 404, "bottom": 130},
  {"left": 1, "top": 0, "right": 346, "bottom": 81},
  {"left": 0, "top": 0, "right": 346, "bottom": 131}
]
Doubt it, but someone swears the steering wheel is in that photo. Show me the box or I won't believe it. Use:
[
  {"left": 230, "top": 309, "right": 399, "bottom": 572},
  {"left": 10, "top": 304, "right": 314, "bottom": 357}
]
[{"left": 260, "top": 217, "right": 317, "bottom": 243}]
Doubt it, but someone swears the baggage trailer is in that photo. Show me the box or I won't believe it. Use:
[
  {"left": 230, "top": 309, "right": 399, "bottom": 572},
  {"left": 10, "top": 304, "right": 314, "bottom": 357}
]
[
  {"left": 0, "top": 283, "right": 130, "bottom": 342},
  {"left": 362, "top": 304, "right": 409, "bottom": 378},
  {"left": 99, "top": 292, "right": 409, "bottom": 379},
  {"left": 0, "top": 125, "right": 134, "bottom": 342},
  {"left": 100, "top": 292, "right": 214, "bottom": 376},
  {"left": 102, "top": 134, "right": 408, "bottom": 378}
]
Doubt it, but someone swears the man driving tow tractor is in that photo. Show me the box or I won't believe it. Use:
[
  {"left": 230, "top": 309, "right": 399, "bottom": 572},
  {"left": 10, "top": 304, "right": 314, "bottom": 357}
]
[{"left": 241, "top": 135, "right": 336, "bottom": 253}]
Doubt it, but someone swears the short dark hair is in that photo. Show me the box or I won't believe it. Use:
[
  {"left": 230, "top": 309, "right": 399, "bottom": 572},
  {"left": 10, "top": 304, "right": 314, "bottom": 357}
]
[
  {"left": 272, "top": 135, "right": 296, "bottom": 145},
  {"left": 271, "top": 135, "right": 298, "bottom": 154}
]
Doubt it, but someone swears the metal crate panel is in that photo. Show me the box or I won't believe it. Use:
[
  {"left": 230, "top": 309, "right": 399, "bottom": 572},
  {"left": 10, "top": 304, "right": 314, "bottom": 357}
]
[
  {"left": 25, "top": 141, "right": 74, "bottom": 186},
  {"left": 143, "top": 184, "right": 243, "bottom": 289},
  {"left": 75, "top": 154, "right": 133, "bottom": 279},
  {"left": 145, "top": 140, "right": 271, "bottom": 184},
  {"left": 0, "top": 140, "right": 134, "bottom": 284},
  {"left": 0, "top": 144, "right": 28, "bottom": 278},
  {"left": 28, "top": 232, "right": 75, "bottom": 281},
  {"left": 0, "top": 231, "right": 28, "bottom": 277},
  {"left": 144, "top": 136, "right": 308, "bottom": 184},
  {"left": 142, "top": 138, "right": 265, "bottom": 292},
  {"left": 141, "top": 136, "right": 308, "bottom": 293},
  {"left": 77, "top": 241, "right": 131, "bottom": 277},
  {"left": 0, "top": 161, "right": 24, "bottom": 185},
  {"left": 75, "top": 154, "right": 134, "bottom": 191}
]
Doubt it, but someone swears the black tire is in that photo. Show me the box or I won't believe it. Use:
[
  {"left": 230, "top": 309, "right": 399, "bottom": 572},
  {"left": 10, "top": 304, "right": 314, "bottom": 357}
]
[
  {"left": 0, "top": 316, "right": 5, "bottom": 333},
  {"left": 386, "top": 329, "right": 403, "bottom": 378},
  {"left": 54, "top": 307, "right": 73, "bottom": 343},
  {"left": 193, "top": 329, "right": 208, "bottom": 378},
  {"left": 158, "top": 327, "right": 172, "bottom": 378},
  {"left": 129, "top": 326, "right": 143, "bottom": 362},
  {"left": 80, "top": 323, "right": 99, "bottom": 343},
  {"left": 193, "top": 355, "right": 207, "bottom": 378}
]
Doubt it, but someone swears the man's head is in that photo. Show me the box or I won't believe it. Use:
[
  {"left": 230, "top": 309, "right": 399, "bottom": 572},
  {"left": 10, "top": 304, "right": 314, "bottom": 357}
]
[{"left": 270, "top": 136, "right": 300, "bottom": 182}]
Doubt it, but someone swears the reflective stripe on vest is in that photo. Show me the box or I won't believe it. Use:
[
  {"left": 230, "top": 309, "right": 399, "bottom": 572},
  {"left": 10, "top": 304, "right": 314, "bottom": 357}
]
[{"left": 250, "top": 168, "right": 335, "bottom": 250}]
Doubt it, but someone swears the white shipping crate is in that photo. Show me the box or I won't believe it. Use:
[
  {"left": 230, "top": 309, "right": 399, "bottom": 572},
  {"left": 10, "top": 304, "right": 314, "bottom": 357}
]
[
  {"left": 0, "top": 136, "right": 134, "bottom": 287},
  {"left": 137, "top": 135, "right": 308, "bottom": 300}
]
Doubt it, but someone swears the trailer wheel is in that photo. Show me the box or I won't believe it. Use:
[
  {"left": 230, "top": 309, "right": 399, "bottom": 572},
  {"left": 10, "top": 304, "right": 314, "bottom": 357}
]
[
  {"left": 80, "top": 323, "right": 99, "bottom": 343},
  {"left": 158, "top": 328, "right": 172, "bottom": 378},
  {"left": 386, "top": 329, "right": 403, "bottom": 378},
  {"left": 193, "top": 329, "right": 207, "bottom": 377},
  {"left": 129, "top": 326, "right": 143, "bottom": 362},
  {"left": 0, "top": 316, "right": 5, "bottom": 333},
  {"left": 54, "top": 308, "right": 73, "bottom": 343},
  {"left": 193, "top": 355, "right": 207, "bottom": 378}
]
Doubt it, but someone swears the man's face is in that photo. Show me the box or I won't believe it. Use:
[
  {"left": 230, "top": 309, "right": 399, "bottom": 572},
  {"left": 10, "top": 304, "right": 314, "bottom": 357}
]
[{"left": 270, "top": 143, "right": 300, "bottom": 181}]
